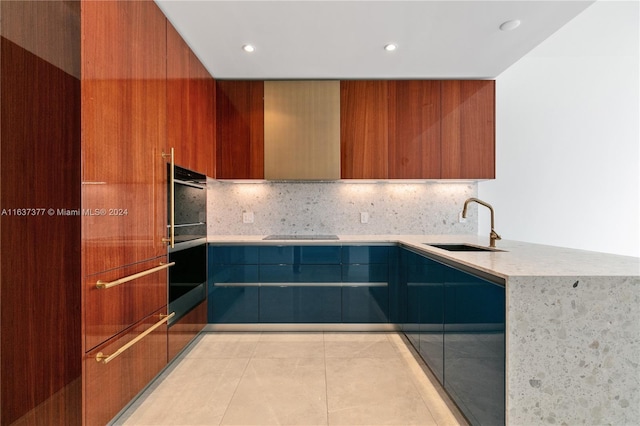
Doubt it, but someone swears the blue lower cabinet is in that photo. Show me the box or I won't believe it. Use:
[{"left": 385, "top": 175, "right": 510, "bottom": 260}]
[
  {"left": 259, "top": 245, "right": 342, "bottom": 265},
  {"left": 259, "top": 286, "right": 342, "bottom": 323},
  {"left": 260, "top": 264, "right": 342, "bottom": 283},
  {"left": 341, "top": 285, "right": 389, "bottom": 323},
  {"left": 208, "top": 285, "right": 259, "bottom": 323},
  {"left": 444, "top": 270, "right": 505, "bottom": 426}
]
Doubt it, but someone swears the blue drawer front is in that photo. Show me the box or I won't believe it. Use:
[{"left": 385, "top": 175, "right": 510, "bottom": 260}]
[
  {"left": 208, "top": 285, "right": 259, "bottom": 323},
  {"left": 260, "top": 264, "right": 342, "bottom": 283},
  {"left": 342, "top": 264, "right": 388, "bottom": 283},
  {"left": 210, "top": 264, "right": 259, "bottom": 284},
  {"left": 209, "top": 246, "right": 259, "bottom": 264},
  {"left": 259, "top": 246, "right": 341, "bottom": 264},
  {"left": 342, "top": 246, "right": 390, "bottom": 264},
  {"left": 342, "top": 286, "right": 389, "bottom": 323},
  {"left": 259, "top": 286, "right": 342, "bottom": 323}
]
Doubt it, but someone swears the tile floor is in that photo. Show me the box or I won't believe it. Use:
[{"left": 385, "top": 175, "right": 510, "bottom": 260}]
[{"left": 115, "top": 332, "right": 468, "bottom": 426}]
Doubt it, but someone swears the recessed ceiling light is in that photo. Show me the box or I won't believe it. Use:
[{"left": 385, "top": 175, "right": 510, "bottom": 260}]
[
  {"left": 384, "top": 43, "right": 398, "bottom": 52},
  {"left": 499, "top": 20, "right": 521, "bottom": 31},
  {"left": 242, "top": 44, "right": 255, "bottom": 53}
]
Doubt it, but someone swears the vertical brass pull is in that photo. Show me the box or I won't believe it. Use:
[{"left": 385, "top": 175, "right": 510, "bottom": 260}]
[{"left": 162, "top": 147, "right": 175, "bottom": 248}]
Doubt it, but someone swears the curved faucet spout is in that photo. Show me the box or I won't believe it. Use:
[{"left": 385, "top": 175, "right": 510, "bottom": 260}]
[{"left": 462, "top": 197, "right": 502, "bottom": 248}]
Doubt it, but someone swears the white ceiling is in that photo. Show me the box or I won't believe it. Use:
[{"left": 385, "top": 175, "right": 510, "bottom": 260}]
[{"left": 156, "top": 0, "right": 594, "bottom": 80}]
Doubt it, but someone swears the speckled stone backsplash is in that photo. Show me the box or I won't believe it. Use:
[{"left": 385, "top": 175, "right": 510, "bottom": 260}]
[{"left": 207, "top": 180, "right": 478, "bottom": 235}]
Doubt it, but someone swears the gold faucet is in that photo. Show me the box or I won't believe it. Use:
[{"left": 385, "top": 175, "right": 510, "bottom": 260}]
[{"left": 462, "top": 197, "right": 502, "bottom": 248}]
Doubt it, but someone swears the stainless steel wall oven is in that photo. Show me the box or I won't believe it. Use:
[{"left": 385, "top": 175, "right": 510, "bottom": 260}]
[{"left": 167, "top": 163, "right": 207, "bottom": 325}]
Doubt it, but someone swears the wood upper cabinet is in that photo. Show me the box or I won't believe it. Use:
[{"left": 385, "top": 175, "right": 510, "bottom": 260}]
[
  {"left": 340, "top": 80, "right": 389, "bottom": 179},
  {"left": 167, "top": 23, "right": 216, "bottom": 176},
  {"left": 81, "top": 0, "right": 168, "bottom": 276},
  {"left": 216, "top": 80, "right": 264, "bottom": 179},
  {"left": 441, "top": 80, "right": 495, "bottom": 179},
  {"left": 388, "top": 80, "right": 442, "bottom": 179},
  {"left": 190, "top": 51, "right": 216, "bottom": 177}
]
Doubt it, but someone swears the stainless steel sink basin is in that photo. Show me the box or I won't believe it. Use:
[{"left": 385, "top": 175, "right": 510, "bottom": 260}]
[{"left": 425, "top": 243, "right": 503, "bottom": 252}]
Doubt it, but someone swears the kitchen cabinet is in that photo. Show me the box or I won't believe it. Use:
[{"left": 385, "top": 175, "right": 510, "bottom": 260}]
[
  {"left": 444, "top": 267, "right": 505, "bottom": 426},
  {"left": 168, "top": 299, "right": 208, "bottom": 360},
  {"left": 209, "top": 246, "right": 260, "bottom": 323},
  {"left": 84, "top": 256, "right": 169, "bottom": 352},
  {"left": 0, "top": 1, "right": 82, "bottom": 423},
  {"left": 216, "top": 80, "right": 264, "bottom": 179},
  {"left": 388, "top": 80, "right": 442, "bottom": 179},
  {"left": 400, "top": 250, "right": 445, "bottom": 383},
  {"left": 441, "top": 80, "right": 495, "bottom": 179},
  {"left": 82, "top": 0, "right": 168, "bottom": 276},
  {"left": 399, "top": 247, "right": 504, "bottom": 426},
  {"left": 84, "top": 306, "right": 169, "bottom": 426},
  {"left": 167, "top": 22, "right": 216, "bottom": 176},
  {"left": 208, "top": 244, "right": 395, "bottom": 324},
  {"left": 340, "top": 80, "right": 389, "bottom": 179},
  {"left": 341, "top": 246, "right": 391, "bottom": 323}
]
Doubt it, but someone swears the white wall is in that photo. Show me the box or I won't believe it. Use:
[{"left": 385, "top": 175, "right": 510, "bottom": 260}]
[{"left": 479, "top": 0, "right": 640, "bottom": 257}]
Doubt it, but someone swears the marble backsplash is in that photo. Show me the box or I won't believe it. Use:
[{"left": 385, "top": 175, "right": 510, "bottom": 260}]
[{"left": 207, "top": 180, "right": 478, "bottom": 236}]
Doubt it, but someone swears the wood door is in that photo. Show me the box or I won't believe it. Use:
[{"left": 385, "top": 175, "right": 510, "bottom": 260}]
[
  {"left": 168, "top": 300, "right": 207, "bottom": 361},
  {"left": 216, "top": 80, "right": 264, "bottom": 179},
  {"left": 189, "top": 51, "right": 216, "bottom": 176},
  {"left": 81, "top": 0, "right": 168, "bottom": 275},
  {"left": 441, "top": 80, "right": 495, "bottom": 179},
  {"left": 340, "top": 80, "right": 389, "bottom": 179},
  {"left": 388, "top": 80, "right": 442, "bottom": 179},
  {"left": 167, "top": 21, "right": 191, "bottom": 170},
  {"left": 84, "top": 256, "right": 169, "bottom": 352},
  {"left": 84, "top": 307, "right": 169, "bottom": 426},
  {"left": 0, "top": 2, "right": 82, "bottom": 423}
]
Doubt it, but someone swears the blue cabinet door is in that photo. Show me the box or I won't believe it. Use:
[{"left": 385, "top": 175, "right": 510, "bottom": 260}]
[
  {"left": 208, "top": 246, "right": 260, "bottom": 323},
  {"left": 444, "top": 269, "right": 505, "bottom": 426},
  {"left": 402, "top": 250, "right": 445, "bottom": 383},
  {"left": 259, "top": 286, "right": 342, "bottom": 323}
]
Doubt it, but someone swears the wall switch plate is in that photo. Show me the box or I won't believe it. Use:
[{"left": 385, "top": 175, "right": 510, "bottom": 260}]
[
  {"left": 242, "top": 211, "right": 254, "bottom": 224},
  {"left": 360, "top": 212, "right": 369, "bottom": 224},
  {"left": 458, "top": 211, "right": 467, "bottom": 223}
]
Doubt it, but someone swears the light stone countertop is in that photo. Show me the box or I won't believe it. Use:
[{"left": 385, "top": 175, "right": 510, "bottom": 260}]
[{"left": 207, "top": 234, "right": 640, "bottom": 279}]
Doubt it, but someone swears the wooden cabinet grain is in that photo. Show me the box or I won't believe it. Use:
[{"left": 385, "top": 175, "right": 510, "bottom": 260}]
[
  {"left": 167, "top": 21, "right": 216, "bottom": 176},
  {"left": 216, "top": 80, "right": 264, "bottom": 179},
  {"left": 340, "top": 80, "right": 389, "bottom": 179},
  {"left": 0, "top": 2, "right": 82, "bottom": 423},
  {"left": 82, "top": 0, "right": 168, "bottom": 276},
  {"left": 388, "top": 80, "right": 442, "bottom": 179},
  {"left": 168, "top": 300, "right": 208, "bottom": 361},
  {"left": 441, "top": 80, "right": 495, "bottom": 179},
  {"left": 85, "top": 307, "right": 169, "bottom": 426}
]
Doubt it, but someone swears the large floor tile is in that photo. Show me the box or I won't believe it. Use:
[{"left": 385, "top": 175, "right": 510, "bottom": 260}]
[
  {"left": 221, "top": 358, "right": 328, "bottom": 425},
  {"left": 252, "top": 341, "right": 325, "bottom": 358},
  {"left": 260, "top": 331, "right": 324, "bottom": 342},
  {"left": 183, "top": 334, "right": 260, "bottom": 359},
  {"left": 323, "top": 332, "right": 392, "bottom": 342},
  {"left": 324, "top": 340, "right": 399, "bottom": 359},
  {"left": 119, "top": 357, "right": 248, "bottom": 425},
  {"left": 325, "top": 357, "right": 437, "bottom": 425}
]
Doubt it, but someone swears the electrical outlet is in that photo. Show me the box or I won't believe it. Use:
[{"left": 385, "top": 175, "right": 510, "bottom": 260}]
[
  {"left": 360, "top": 212, "right": 369, "bottom": 224},
  {"left": 242, "top": 211, "right": 254, "bottom": 224},
  {"left": 458, "top": 211, "right": 467, "bottom": 223}
]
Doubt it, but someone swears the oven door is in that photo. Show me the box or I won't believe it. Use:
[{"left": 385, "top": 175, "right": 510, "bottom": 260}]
[{"left": 168, "top": 240, "right": 207, "bottom": 325}]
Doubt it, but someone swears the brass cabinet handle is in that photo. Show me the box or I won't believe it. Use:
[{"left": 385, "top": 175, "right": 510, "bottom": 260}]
[
  {"left": 96, "top": 262, "right": 175, "bottom": 289},
  {"left": 95, "top": 312, "right": 175, "bottom": 364},
  {"left": 161, "top": 147, "right": 175, "bottom": 248}
]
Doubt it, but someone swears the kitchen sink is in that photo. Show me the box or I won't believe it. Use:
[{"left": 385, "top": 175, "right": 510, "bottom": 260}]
[{"left": 425, "top": 243, "right": 504, "bottom": 252}]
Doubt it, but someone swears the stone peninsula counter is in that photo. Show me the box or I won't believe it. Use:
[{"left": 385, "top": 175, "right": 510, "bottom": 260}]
[{"left": 208, "top": 235, "right": 640, "bottom": 425}]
